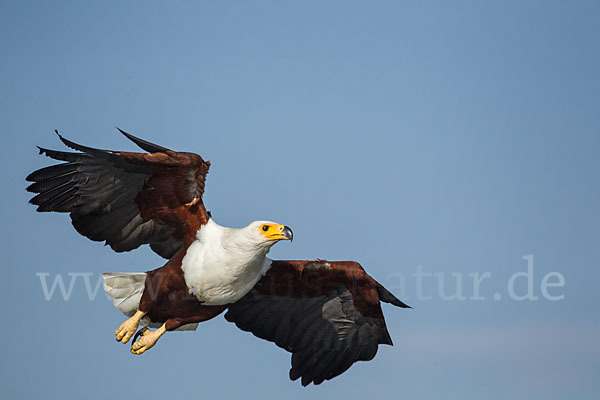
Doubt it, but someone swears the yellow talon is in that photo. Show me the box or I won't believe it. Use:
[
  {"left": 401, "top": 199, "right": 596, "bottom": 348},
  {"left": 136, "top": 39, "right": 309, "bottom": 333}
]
[
  {"left": 115, "top": 310, "right": 146, "bottom": 344},
  {"left": 130, "top": 324, "right": 166, "bottom": 355}
]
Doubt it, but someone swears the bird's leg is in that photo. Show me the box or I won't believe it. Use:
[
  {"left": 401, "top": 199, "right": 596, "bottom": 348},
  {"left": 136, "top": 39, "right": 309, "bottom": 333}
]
[
  {"left": 131, "top": 323, "right": 167, "bottom": 355},
  {"left": 115, "top": 310, "right": 146, "bottom": 344}
]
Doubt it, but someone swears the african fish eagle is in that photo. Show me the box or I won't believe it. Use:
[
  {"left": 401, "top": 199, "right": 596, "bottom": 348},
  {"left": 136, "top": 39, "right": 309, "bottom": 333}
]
[{"left": 26, "top": 129, "right": 410, "bottom": 386}]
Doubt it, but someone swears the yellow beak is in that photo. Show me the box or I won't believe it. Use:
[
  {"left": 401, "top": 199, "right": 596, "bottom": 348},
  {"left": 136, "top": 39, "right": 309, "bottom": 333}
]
[{"left": 265, "top": 225, "right": 294, "bottom": 241}]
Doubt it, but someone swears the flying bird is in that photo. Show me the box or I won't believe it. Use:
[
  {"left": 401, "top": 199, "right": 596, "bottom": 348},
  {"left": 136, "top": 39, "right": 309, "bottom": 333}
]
[{"left": 26, "top": 129, "right": 410, "bottom": 386}]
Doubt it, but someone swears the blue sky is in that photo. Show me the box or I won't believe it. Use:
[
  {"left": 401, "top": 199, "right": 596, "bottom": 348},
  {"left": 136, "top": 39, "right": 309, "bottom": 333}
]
[{"left": 1, "top": 1, "right": 599, "bottom": 398}]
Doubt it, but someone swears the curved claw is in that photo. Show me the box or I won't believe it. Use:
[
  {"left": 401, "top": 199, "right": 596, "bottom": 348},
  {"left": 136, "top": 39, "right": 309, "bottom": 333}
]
[
  {"left": 131, "top": 327, "right": 150, "bottom": 349},
  {"left": 130, "top": 325, "right": 166, "bottom": 355}
]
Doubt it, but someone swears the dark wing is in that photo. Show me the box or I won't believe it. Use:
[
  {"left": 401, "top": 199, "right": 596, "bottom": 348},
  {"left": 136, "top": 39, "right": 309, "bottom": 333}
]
[
  {"left": 26, "top": 129, "right": 211, "bottom": 258},
  {"left": 225, "top": 260, "right": 410, "bottom": 386}
]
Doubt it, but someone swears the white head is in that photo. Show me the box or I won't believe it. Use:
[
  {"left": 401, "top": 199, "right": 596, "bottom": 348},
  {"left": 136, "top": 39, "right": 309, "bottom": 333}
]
[
  {"left": 247, "top": 220, "right": 294, "bottom": 245},
  {"left": 229, "top": 220, "right": 294, "bottom": 254}
]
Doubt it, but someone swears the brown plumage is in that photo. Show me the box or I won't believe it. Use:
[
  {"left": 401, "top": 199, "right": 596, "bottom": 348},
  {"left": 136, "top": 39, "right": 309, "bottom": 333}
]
[
  {"left": 27, "top": 129, "right": 210, "bottom": 258},
  {"left": 26, "top": 129, "right": 410, "bottom": 386}
]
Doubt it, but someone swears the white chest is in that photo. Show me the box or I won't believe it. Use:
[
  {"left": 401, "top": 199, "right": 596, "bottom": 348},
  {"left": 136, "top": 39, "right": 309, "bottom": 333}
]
[{"left": 180, "top": 224, "right": 272, "bottom": 305}]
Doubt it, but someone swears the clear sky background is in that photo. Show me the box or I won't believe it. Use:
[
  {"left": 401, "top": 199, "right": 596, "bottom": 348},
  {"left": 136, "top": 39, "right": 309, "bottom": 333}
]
[{"left": 1, "top": 1, "right": 599, "bottom": 399}]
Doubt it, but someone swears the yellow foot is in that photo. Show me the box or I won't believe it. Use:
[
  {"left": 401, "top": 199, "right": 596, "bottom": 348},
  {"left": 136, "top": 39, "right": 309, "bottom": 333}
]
[
  {"left": 115, "top": 310, "right": 146, "bottom": 344},
  {"left": 131, "top": 324, "right": 166, "bottom": 355}
]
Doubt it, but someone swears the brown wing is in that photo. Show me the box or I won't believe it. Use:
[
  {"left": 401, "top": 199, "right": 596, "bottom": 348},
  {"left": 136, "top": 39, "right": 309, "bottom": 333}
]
[
  {"left": 26, "top": 129, "right": 210, "bottom": 258},
  {"left": 225, "top": 260, "right": 410, "bottom": 386}
]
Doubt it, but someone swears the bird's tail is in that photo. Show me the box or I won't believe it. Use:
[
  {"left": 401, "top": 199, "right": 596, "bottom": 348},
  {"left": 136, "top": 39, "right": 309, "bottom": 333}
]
[
  {"left": 102, "top": 272, "right": 147, "bottom": 318},
  {"left": 102, "top": 272, "right": 199, "bottom": 331}
]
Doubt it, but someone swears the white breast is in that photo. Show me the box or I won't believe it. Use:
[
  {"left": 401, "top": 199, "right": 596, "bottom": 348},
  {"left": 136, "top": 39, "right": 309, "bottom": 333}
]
[{"left": 181, "top": 220, "right": 272, "bottom": 305}]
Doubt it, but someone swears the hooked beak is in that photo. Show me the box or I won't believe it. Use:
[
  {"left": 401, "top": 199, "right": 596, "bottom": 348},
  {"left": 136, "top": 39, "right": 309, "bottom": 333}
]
[
  {"left": 266, "top": 225, "right": 293, "bottom": 242},
  {"left": 281, "top": 225, "right": 293, "bottom": 242}
]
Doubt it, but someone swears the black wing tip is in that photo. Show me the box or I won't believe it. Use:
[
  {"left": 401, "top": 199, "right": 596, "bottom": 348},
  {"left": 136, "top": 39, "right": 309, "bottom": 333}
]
[
  {"left": 116, "top": 127, "right": 170, "bottom": 153},
  {"left": 115, "top": 126, "right": 130, "bottom": 138},
  {"left": 377, "top": 286, "right": 412, "bottom": 309},
  {"left": 290, "top": 370, "right": 329, "bottom": 387},
  {"left": 33, "top": 131, "right": 68, "bottom": 158},
  {"left": 27, "top": 196, "right": 56, "bottom": 212},
  {"left": 25, "top": 171, "right": 36, "bottom": 182},
  {"left": 290, "top": 369, "right": 310, "bottom": 386},
  {"left": 55, "top": 132, "right": 81, "bottom": 152},
  {"left": 34, "top": 130, "right": 93, "bottom": 154},
  {"left": 55, "top": 130, "right": 117, "bottom": 156},
  {"left": 54, "top": 129, "right": 70, "bottom": 146},
  {"left": 35, "top": 145, "right": 57, "bottom": 158}
]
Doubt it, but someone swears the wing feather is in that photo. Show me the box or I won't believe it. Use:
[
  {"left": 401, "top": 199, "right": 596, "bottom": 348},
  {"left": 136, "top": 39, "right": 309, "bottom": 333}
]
[
  {"left": 117, "top": 127, "right": 170, "bottom": 153},
  {"left": 26, "top": 129, "right": 210, "bottom": 258},
  {"left": 225, "top": 260, "right": 409, "bottom": 386}
]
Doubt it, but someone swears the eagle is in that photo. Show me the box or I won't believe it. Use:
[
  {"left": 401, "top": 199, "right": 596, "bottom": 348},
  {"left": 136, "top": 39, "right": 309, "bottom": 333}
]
[{"left": 26, "top": 129, "right": 410, "bottom": 386}]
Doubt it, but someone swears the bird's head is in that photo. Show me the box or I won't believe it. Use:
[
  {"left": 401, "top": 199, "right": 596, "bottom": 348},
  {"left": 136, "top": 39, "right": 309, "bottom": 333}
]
[{"left": 240, "top": 220, "right": 294, "bottom": 251}]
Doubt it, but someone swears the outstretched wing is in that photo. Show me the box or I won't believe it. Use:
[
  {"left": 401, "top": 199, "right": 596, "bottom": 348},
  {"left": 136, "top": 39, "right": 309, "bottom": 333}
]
[
  {"left": 26, "top": 129, "right": 211, "bottom": 259},
  {"left": 225, "top": 260, "right": 410, "bottom": 386}
]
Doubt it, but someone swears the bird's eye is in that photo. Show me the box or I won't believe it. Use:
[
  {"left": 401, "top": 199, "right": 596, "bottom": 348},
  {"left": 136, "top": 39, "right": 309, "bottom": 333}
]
[{"left": 262, "top": 225, "right": 269, "bottom": 232}]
